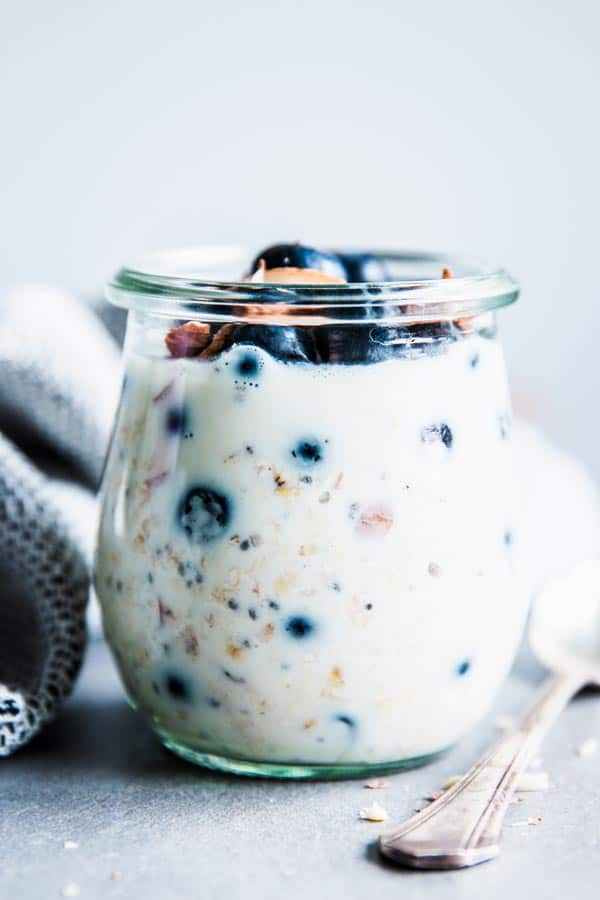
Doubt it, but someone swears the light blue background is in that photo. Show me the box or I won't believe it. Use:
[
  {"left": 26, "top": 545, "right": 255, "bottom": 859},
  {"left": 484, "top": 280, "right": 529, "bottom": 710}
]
[{"left": 1, "top": 0, "right": 598, "bottom": 475}]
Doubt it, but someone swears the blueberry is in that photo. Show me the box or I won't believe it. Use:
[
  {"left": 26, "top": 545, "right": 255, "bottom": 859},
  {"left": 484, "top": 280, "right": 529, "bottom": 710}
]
[
  {"left": 249, "top": 243, "right": 346, "bottom": 281},
  {"left": 163, "top": 671, "right": 192, "bottom": 701},
  {"left": 457, "top": 659, "right": 471, "bottom": 676},
  {"left": 177, "top": 486, "right": 231, "bottom": 543},
  {"left": 336, "top": 252, "right": 391, "bottom": 283},
  {"left": 285, "top": 615, "right": 315, "bottom": 639},
  {"left": 233, "top": 328, "right": 320, "bottom": 364},
  {"left": 335, "top": 714, "right": 356, "bottom": 728},
  {"left": 421, "top": 423, "right": 453, "bottom": 449},
  {"left": 165, "top": 405, "right": 189, "bottom": 436},
  {"left": 291, "top": 439, "right": 324, "bottom": 466},
  {"left": 235, "top": 351, "right": 260, "bottom": 381}
]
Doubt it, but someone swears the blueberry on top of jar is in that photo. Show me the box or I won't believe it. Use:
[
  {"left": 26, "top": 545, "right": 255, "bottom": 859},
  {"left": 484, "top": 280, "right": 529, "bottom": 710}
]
[
  {"left": 247, "top": 243, "right": 347, "bottom": 283},
  {"left": 177, "top": 485, "right": 232, "bottom": 543},
  {"left": 336, "top": 252, "right": 391, "bottom": 283}
]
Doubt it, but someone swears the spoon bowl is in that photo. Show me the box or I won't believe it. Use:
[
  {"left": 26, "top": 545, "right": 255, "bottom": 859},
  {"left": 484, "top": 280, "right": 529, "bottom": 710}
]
[{"left": 529, "top": 559, "right": 600, "bottom": 686}]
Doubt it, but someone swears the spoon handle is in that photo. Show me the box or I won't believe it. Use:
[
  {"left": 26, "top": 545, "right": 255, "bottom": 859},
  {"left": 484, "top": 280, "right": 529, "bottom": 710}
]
[{"left": 379, "top": 670, "right": 582, "bottom": 869}]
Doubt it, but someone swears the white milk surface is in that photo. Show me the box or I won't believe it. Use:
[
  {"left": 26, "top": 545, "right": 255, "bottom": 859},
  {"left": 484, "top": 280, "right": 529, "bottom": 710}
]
[{"left": 95, "top": 330, "right": 528, "bottom": 766}]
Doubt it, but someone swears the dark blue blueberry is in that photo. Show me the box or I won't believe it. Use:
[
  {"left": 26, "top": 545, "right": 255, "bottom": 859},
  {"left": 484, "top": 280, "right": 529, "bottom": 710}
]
[
  {"left": 336, "top": 252, "right": 391, "bottom": 283},
  {"left": 457, "top": 659, "right": 471, "bottom": 676},
  {"left": 421, "top": 423, "right": 453, "bottom": 449},
  {"left": 235, "top": 351, "right": 261, "bottom": 381},
  {"left": 165, "top": 405, "right": 189, "bottom": 436},
  {"left": 239, "top": 539, "right": 250, "bottom": 551},
  {"left": 248, "top": 607, "right": 258, "bottom": 620},
  {"left": 146, "top": 572, "right": 154, "bottom": 584},
  {"left": 335, "top": 714, "right": 356, "bottom": 728},
  {"left": 365, "top": 602, "right": 373, "bottom": 610},
  {"left": 233, "top": 328, "right": 320, "bottom": 364},
  {"left": 285, "top": 615, "right": 315, "bottom": 639},
  {"left": 268, "top": 600, "right": 280, "bottom": 610},
  {"left": 177, "top": 485, "right": 231, "bottom": 544},
  {"left": 163, "top": 671, "right": 192, "bottom": 701},
  {"left": 504, "top": 530, "right": 513, "bottom": 547},
  {"left": 227, "top": 598, "right": 239, "bottom": 610},
  {"left": 291, "top": 439, "right": 324, "bottom": 466},
  {"left": 209, "top": 697, "right": 221, "bottom": 708},
  {"left": 248, "top": 243, "right": 347, "bottom": 281}
]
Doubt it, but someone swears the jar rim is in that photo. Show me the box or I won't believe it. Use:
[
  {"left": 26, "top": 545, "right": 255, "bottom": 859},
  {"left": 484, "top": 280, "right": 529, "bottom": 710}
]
[{"left": 106, "top": 246, "right": 519, "bottom": 325}]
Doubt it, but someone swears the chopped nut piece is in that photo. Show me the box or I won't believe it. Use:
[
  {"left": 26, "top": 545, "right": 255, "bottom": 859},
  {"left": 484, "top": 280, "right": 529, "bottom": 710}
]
[
  {"left": 358, "top": 802, "right": 389, "bottom": 822},
  {"left": 329, "top": 666, "right": 345, "bottom": 688},
  {"left": 442, "top": 267, "right": 453, "bottom": 279},
  {"left": 165, "top": 321, "right": 211, "bottom": 357},
  {"left": 199, "top": 323, "right": 238, "bottom": 359},
  {"left": 364, "top": 778, "right": 390, "bottom": 790},
  {"left": 356, "top": 506, "right": 394, "bottom": 537},
  {"left": 576, "top": 737, "right": 598, "bottom": 758}
]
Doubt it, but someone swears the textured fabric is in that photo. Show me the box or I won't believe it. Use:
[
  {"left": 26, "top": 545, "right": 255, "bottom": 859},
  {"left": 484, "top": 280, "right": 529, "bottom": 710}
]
[{"left": 0, "top": 284, "right": 121, "bottom": 754}]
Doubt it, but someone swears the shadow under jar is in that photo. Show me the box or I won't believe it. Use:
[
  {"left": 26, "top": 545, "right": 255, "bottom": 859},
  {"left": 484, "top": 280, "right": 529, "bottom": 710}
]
[{"left": 94, "top": 247, "right": 527, "bottom": 779}]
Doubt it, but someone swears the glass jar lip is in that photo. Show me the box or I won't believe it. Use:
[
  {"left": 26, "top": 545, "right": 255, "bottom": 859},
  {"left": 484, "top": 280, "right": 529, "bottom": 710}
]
[{"left": 106, "top": 246, "right": 519, "bottom": 325}]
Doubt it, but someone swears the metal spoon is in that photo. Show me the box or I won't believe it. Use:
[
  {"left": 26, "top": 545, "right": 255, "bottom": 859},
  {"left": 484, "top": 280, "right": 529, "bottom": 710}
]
[{"left": 379, "top": 559, "right": 600, "bottom": 870}]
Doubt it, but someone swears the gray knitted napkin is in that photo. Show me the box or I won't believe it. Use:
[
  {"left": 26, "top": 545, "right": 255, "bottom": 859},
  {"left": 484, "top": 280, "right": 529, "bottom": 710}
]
[{"left": 0, "top": 284, "right": 121, "bottom": 755}]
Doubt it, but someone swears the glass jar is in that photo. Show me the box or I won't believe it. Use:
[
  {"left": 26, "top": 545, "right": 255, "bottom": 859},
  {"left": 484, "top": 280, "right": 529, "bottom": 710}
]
[{"left": 94, "top": 247, "right": 527, "bottom": 778}]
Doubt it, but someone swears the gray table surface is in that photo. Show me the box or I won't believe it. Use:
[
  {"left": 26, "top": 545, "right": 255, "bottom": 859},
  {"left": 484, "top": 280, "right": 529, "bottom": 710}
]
[{"left": 1, "top": 640, "right": 599, "bottom": 900}]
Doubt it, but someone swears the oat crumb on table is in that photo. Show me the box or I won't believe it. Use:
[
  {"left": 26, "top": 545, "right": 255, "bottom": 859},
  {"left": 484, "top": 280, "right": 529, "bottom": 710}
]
[
  {"left": 516, "top": 771, "right": 550, "bottom": 791},
  {"left": 576, "top": 738, "right": 598, "bottom": 757},
  {"left": 358, "top": 802, "right": 389, "bottom": 822},
  {"left": 509, "top": 816, "right": 543, "bottom": 827},
  {"left": 364, "top": 778, "right": 390, "bottom": 789}
]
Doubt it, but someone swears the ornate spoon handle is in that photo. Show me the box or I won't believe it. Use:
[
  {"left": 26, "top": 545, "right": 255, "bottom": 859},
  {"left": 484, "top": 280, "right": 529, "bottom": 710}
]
[{"left": 379, "top": 670, "right": 582, "bottom": 869}]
